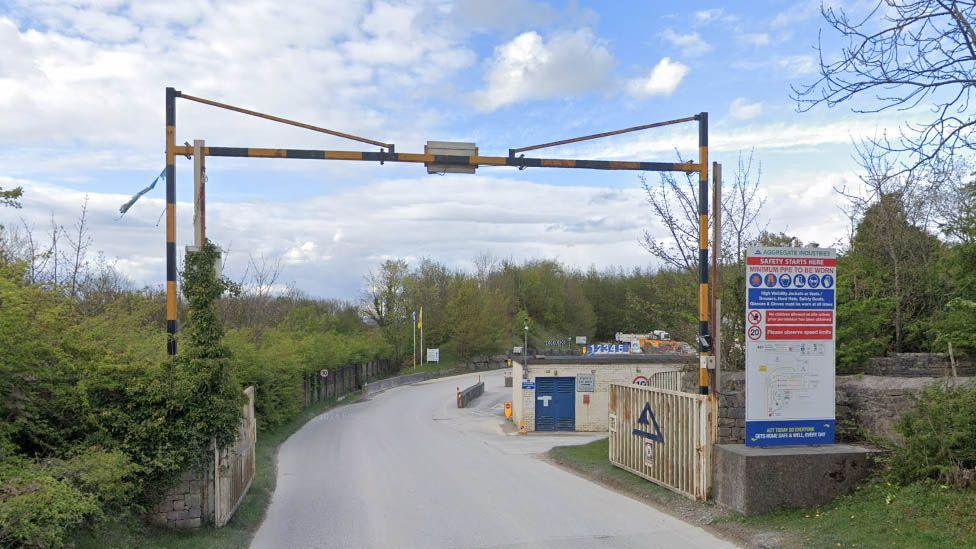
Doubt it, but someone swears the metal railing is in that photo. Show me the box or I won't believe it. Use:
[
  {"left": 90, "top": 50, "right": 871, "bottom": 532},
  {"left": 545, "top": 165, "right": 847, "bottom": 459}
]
[{"left": 648, "top": 369, "right": 684, "bottom": 392}]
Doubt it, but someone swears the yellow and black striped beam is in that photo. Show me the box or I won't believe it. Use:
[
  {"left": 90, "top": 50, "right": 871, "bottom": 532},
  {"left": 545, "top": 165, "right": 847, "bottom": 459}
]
[
  {"left": 162, "top": 88, "right": 706, "bottom": 358},
  {"left": 165, "top": 87, "right": 177, "bottom": 356},
  {"left": 170, "top": 146, "right": 701, "bottom": 173},
  {"left": 697, "top": 112, "right": 711, "bottom": 395}
]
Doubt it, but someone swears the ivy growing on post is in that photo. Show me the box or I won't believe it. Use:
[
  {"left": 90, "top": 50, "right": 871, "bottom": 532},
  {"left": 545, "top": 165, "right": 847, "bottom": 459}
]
[{"left": 172, "top": 240, "right": 242, "bottom": 457}]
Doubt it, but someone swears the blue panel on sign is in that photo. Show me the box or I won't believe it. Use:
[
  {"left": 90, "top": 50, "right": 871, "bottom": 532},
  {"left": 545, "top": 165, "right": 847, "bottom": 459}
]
[
  {"left": 748, "top": 288, "right": 835, "bottom": 310},
  {"left": 522, "top": 381, "right": 535, "bottom": 390},
  {"left": 745, "top": 420, "right": 835, "bottom": 447}
]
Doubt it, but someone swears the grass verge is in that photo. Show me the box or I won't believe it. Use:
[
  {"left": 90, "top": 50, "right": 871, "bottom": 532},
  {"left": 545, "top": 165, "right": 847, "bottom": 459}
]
[
  {"left": 552, "top": 438, "right": 976, "bottom": 548},
  {"left": 73, "top": 393, "right": 364, "bottom": 549},
  {"left": 547, "top": 438, "right": 789, "bottom": 547},
  {"left": 726, "top": 479, "right": 976, "bottom": 548}
]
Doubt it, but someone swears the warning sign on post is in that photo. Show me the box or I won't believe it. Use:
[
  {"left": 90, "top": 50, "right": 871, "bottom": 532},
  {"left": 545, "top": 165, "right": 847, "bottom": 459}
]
[{"left": 745, "top": 247, "right": 836, "bottom": 447}]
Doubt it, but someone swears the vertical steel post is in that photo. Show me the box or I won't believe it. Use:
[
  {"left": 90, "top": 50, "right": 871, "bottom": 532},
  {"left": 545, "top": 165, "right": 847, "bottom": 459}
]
[
  {"left": 697, "top": 112, "right": 710, "bottom": 395},
  {"left": 193, "top": 139, "right": 206, "bottom": 248},
  {"left": 711, "top": 162, "right": 722, "bottom": 395},
  {"left": 165, "top": 87, "right": 177, "bottom": 356}
]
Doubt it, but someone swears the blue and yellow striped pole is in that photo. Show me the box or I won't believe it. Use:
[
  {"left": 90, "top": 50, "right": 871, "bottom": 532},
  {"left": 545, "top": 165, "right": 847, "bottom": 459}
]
[
  {"left": 697, "top": 112, "right": 711, "bottom": 395},
  {"left": 165, "top": 87, "right": 177, "bottom": 356}
]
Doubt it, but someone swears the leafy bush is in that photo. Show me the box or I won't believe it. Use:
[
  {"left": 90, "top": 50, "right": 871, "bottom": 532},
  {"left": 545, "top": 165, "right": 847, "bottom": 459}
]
[
  {"left": 935, "top": 298, "right": 976, "bottom": 355},
  {"left": 890, "top": 382, "right": 976, "bottom": 485},
  {"left": 836, "top": 296, "right": 895, "bottom": 372},
  {"left": 0, "top": 458, "right": 99, "bottom": 548},
  {"left": 50, "top": 448, "right": 142, "bottom": 514}
]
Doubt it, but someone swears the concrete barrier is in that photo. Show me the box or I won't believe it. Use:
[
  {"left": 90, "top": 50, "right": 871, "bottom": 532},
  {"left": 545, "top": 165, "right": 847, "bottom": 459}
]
[
  {"left": 363, "top": 372, "right": 431, "bottom": 397},
  {"left": 456, "top": 381, "right": 485, "bottom": 408}
]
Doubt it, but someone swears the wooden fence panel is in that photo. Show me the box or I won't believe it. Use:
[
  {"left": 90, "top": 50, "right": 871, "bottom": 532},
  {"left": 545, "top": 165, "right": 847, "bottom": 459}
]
[
  {"left": 608, "top": 383, "right": 715, "bottom": 500},
  {"left": 215, "top": 386, "right": 257, "bottom": 527}
]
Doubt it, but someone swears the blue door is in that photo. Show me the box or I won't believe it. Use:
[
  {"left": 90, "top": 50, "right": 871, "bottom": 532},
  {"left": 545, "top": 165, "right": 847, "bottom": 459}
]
[{"left": 535, "top": 377, "right": 575, "bottom": 431}]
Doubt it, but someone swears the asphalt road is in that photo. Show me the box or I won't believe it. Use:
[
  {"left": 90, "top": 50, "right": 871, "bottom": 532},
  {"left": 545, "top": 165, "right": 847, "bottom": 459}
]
[{"left": 252, "top": 369, "right": 734, "bottom": 549}]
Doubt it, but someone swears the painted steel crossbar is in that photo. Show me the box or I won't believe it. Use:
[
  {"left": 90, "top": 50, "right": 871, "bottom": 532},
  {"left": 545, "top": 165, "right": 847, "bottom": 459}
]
[
  {"left": 171, "top": 145, "right": 700, "bottom": 172},
  {"left": 162, "top": 87, "right": 713, "bottom": 398}
]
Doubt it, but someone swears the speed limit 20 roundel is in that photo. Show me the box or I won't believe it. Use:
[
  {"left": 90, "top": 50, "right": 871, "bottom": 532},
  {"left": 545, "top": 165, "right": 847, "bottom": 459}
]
[{"left": 632, "top": 375, "right": 649, "bottom": 386}]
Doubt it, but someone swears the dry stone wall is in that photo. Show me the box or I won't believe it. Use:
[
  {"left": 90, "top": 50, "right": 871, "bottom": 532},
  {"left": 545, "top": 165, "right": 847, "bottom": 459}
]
[
  {"left": 713, "top": 353, "right": 975, "bottom": 445},
  {"left": 147, "top": 468, "right": 212, "bottom": 529},
  {"left": 865, "top": 353, "right": 975, "bottom": 377}
]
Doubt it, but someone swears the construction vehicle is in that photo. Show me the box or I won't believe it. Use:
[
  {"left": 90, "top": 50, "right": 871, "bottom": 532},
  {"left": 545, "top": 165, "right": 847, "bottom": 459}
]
[{"left": 615, "top": 331, "right": 690, "bottom": 354}]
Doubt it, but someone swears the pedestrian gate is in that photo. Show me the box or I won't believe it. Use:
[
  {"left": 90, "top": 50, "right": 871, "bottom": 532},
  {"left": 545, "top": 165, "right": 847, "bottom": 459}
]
[
  {"left": 608, "top": 383, "right": 716, "bottom": 500},
  {"left": 535, "top": 377, "right": 575, "bottom": 431}
]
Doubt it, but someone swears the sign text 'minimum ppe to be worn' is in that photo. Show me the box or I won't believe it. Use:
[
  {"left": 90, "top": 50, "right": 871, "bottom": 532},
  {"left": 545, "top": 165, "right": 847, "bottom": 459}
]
[{"left": 745, "top": 246, "right": 836, "bottom": 447}]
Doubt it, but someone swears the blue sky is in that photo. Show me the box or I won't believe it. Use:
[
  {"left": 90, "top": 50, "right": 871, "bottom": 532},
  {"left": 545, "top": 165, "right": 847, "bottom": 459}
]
[{"left": 0, "top": 1, "right": 901, "bottom": 298}]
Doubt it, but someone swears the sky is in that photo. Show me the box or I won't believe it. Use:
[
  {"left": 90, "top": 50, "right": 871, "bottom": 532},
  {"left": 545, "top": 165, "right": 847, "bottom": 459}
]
[{"left": 0, "top": 0, "right": 901, "bottom": 298}]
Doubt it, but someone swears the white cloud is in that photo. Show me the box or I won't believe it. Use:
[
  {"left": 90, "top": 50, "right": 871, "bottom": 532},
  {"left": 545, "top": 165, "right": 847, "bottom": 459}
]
[
  {"left": 626, "top": 57, "right": 689, "bottom": 98},
  {"left": 2, "top": 174, "right": 658, "bottom": 297},
  {"left": 734, "top": 55, "right": 817, "bottom": 77},
  {"left": 0, "top": 2, "right": 475, "bottom": 173},
  {"left": 738, "top": 32, "right": 770, "bottom": 47},
  {"left": 582, "top": 112, "right": 923, "bottom": 159},
  {"left": 694, "top": 9, "right": 725, "bottom": 23},
  {"left": 2, "top": 166, "right": 857, "bottom": 298},
  {"left": 729, "top": 98, "right": 763, "bottom": 120},
  {"left": 777, "top": 55, "right": 816, "bottom": 76},
  {"left": 661, "top": 29, "right": 711, "bottom": 56},
  {"left": 450, "top": 0, "right": 559, "bottom": 32},
  {"left": 471, "top": 29, "right": 615, "bottom": 111},
  {"left": 770, "top": 1, "right": 821, "bottom": 28}
]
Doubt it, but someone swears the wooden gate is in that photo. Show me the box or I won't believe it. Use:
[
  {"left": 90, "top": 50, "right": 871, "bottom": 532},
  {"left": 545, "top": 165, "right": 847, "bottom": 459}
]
[
  {"left": 608, "top": 383, "right": 715, "bottom": 500},
  {"left": 214, "top": 386, "right": 257, "bottom": 527}
]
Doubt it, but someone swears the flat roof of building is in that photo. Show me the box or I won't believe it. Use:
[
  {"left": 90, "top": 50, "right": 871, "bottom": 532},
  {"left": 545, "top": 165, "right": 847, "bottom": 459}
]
[{"left": 513, "top": 354, "right": 694, "bottom": 366}]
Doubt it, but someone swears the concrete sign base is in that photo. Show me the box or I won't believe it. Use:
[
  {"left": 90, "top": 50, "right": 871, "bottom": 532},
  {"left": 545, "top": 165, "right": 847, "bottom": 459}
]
[{"left": 713, "top": 444, "right": 876, "bottom": 515}]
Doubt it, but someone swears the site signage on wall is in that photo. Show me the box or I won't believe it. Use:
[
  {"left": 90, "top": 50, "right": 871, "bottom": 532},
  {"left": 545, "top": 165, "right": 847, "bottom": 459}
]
[
  {"left": 587, "top": 343, "right": 631, "bottom": 354},
  {"left": 576, "top": 373, "right": 595, "bottom": 392},
  {"left": 745, "top": 246, "right": 837, "bottom": 447}
]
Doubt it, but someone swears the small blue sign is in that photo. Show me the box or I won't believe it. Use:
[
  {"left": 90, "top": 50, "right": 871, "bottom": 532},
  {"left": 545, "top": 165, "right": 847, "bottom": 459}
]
[
  {"left": 746, "top": 419, "right": 835, "bottom": 447},
  {"left": 749, "top": 273, "right": 762, "bottom": 287},
  {"left": 808, "top": 274, "right": 821, "bottom": 288},
  {"left": 821, "top": 274, "right": 834, "bottom": 288},
  {"left": 522, "top": 380, "right": 535, "bottom": 390},
  {"left": 793, "top": 273, "right": 806, "bottom": 287},
  {"left": 764, "top": 273, "right": 778, "bottom": 287},
  {"left": 779, "top": 274, "right": 792, "bottom": 287}
]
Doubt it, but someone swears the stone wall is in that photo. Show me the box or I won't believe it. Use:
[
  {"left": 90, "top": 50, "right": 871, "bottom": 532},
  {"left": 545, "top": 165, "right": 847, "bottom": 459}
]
[
  {"left": 865, "top": 353, "right": 975, "bottom": 377},
  {"left": 713, "top": 371, "right": 973, "bottom": 445},
  {"left": 147, "top": 468, "right": 212, "bottom": 529},
  {"left": 717, "top": 373, "right": 746, "bottom": 444}
]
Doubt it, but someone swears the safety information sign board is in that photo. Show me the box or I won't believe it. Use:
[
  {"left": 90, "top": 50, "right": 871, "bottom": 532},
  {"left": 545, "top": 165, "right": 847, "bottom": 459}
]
[{"left": 745, "top": 246, "right": 836, "bottom": 447}]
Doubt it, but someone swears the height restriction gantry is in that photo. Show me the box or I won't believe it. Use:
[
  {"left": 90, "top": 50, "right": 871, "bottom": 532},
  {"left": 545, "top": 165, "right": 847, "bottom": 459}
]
[{"left": 162, "top": 87, "right": 715, "bottom": 394}]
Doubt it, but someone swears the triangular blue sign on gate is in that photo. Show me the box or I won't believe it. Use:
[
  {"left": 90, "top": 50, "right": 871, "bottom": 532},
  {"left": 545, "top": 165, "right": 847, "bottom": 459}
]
[{"left": 632, "top": 402, "right": 664, "bottom": 443}]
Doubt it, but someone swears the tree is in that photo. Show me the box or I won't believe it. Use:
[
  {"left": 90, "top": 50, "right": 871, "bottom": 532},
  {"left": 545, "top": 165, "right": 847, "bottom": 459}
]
[
  {"left": 361, "top": 259, "right": 411, "bottom": 363},
  {"left": 640, "top": 158, "right": 701, "bottom": 271},
  {"left": 794, "top": 0, "right": 976, "bottom": 174},
  {"left": 842, "top": 191, "right": 943, "bottom": 355},
  {"left": 642, "top": 150, "right": 766, "bottom": 369},
  {"left": 445, "top": 278, "right": 505, "bottom": 360},
  {"left": 0, "top": 186, "right": 22, "bottom": 209}
]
